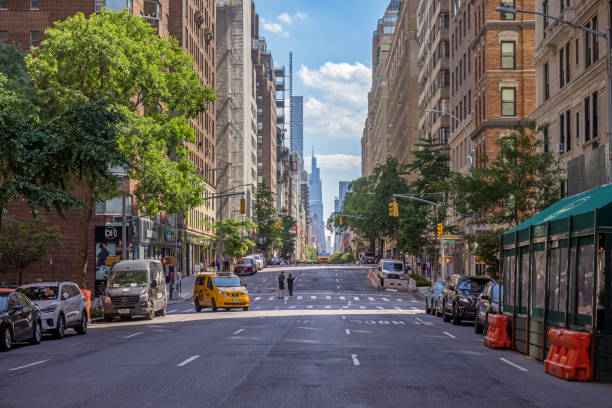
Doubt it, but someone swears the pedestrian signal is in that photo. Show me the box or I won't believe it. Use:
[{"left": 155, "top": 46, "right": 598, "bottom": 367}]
[
  {"left": 240, "top": 198, "right": 246, "bottom": 214},
  {"left": 436, "top": 223, "right": 443, "bottom": 236},
  {"left": 388, "top": 201, "right": 399, "bottom": 217}
]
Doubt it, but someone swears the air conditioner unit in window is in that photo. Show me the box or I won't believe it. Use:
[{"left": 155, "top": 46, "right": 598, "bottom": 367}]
[
  {"left": 556, "top": 143, "right": 565, "bottom": 153},
  {"left": 204, "top": 28, "right": 214, "bottom": 44}
]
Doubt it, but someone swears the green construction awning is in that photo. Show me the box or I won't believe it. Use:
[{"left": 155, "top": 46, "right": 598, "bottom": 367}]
[{"left": 504, "top": 183, "right": 612, "bottom": 240}]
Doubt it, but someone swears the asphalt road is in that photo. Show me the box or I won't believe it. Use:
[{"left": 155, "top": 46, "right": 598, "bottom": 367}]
[{"left": 1, "top": 265, "right": 611, "bottom": 408}]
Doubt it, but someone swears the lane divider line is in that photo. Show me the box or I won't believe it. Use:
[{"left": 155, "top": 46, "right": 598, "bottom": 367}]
[
  {"left": 352, "top": 354, "right": 360, "bottom": 366},
  {"left": 167, "top": 310, "right": 178, "bottom": 313},
  {"left": 346, "top": 329, "right": 350, "bottom": 335},
  {"left": 177, "top": 355, "right": 200, "bottom": 367},
  {"left": 443, "top": 331, "right": 456, "bottom": 339},
  {"left": 233, "top": 329, "right": 245, "bottom": 335},
  {"left": 124, "top": 332, "right": 143, "bottom": 339},
  {"left": 499, "top": 357, "right": 528, "bottom": 372},
  {"left": 9, "top": 359, "right": 50, "bottom": 371}
]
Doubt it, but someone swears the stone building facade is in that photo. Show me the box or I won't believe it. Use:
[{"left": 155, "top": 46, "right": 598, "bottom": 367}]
[{"left": 532, "top": 0, "right": 611, "bottom": 195}]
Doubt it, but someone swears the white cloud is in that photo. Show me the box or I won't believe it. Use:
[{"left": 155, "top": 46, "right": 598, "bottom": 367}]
[
  {"left": 296, "top": 11, "right": 308, "bottom": 20},
  {"left": 278, "top": 12, "right": 292, "bottom": 25},
  {"left": 305, "top": 154, "right": 362, "bottom": 173}
]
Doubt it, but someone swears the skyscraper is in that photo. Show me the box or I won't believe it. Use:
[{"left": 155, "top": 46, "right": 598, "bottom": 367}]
[
  {"left": 309, "top": 152, "right": 325, "bottom": 250},
  {"left": 291, "top": 96, "right": 304, "bottom": 158}
]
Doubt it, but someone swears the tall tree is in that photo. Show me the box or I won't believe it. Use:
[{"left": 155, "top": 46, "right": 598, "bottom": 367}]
[
  {"left": 25, "top": 10, "right": 216, "bottom": 287},
  {"left": 253, "top": 185, "right": 279, "bottom": 255},
  {"left": 277, "top": 208, "right": 297, "bottom": 260},
  {"left": 452, "top": 122, "right": 564, "bottom": 275},
  {"left": 207, "top": 218, "right": 256, "bottom": 258}
]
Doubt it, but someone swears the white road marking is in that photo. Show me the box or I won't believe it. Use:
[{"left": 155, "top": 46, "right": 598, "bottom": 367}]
[
  {"left": 337, "top": 285, "right": 340, "bottom": 289},
  {"left": 336, "top": 279, "right": 339, "bottom": 282},
  {"left": 342, "top": 316, "right": 346, "bottom": 320},
  {"left": 183, "top": 309, "right": 192, "bottom": 312},
  {"left": 376, "top": 306, "right": 384, "bottom": 310},
  {"left": 152, "top": 329, "right": 170, "bottom": 332},
  {"left": 307, "top": 305, "right": 313, "bottom": 309},
  {"left": 411, "top": 300, "right": 418, "bottom": 303},
  {"left": 9, "top": 360, "right": 50, "bottom": 371},
  {"left": 410, "top": 306, "right": 419, "bottom": 310},
  {"left": 311, "top": 296, "right": 317, "bottom": 300},
  {"left": 368, "top": 297, "right": 375, "bottom": 301},
  {"left": 182, "top": 317, "right": 191, "bottom": 322},
  {"left": 326, "top": 296, "right": 332, "bottom": 300},
  {"left": 342, "top": 306, "right": 349, "bottom": 309},
  {"left": 500, "top": 358, "right": 528, "bottom": 372},
  {"left": 167, "top": 310, "right": 178, "bottom": 313},
  {"left": 353, "top": 296, "right": 360, "bottom": 301},
  {"left": 348, "top": 300, "right": 352, "bottom": 306},
  {"left": 123, "top": 332, "right": 143, "bottom": 339},
  {"left": 352, "top": 354, "right": 360, "bottom": 366},
  {"left": 254, "top": 297, "right": 261, "bottom": 301},
  {"left": 381, "top": 297, "right": 390, "bottom": 302},
  {"left": 289, "top": 305, "right": 297, "bottom": 309},
  {"left": 396, "top": 299, "right": 403, "bottom": 302},
  {"left": 443, "top": 331, "right": 456, "bottom": 339},
  {"left": 274, "top": 306, "right": 279, "bottom": 310},
  {"left": 268, "top": 297, "right": 274, "bottom": 301},
  {"left": 346, "top": 329, "right": 350, "bottom": 335},
  {"left": 298, "top": 296, "right": 303, "bottom": 300},
  {"left": 254, "top": 306, "right": 261, "bottom": 309},
  {"left": 340, "top": 296, "right": 346, "bottom": 300},
  {"left": 325, "top": 306, "right": 331, "bottom": 309},
  {"left": 360, "top": 306, "right": 366, "bottom": 309},
  {"left": 415, "top": 317, "right": 424, "bottom": 322},
  {"left": 177, "top": 355, "right": 200, "bottom": 367},
  {"left": 233, "top": 329, "right": 245, "bottom": 335}
]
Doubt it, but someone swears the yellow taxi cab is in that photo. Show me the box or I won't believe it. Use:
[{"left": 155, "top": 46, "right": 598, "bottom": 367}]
[
  {"left": 316, "top": 252, "right": 332, "bottom": 264},
  {"left": 193, "top": 272, "right": 250, "bottom": 312}
]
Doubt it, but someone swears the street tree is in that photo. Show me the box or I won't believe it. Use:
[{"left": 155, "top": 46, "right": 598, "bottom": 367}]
[
  {"left": 253, "top": 185, "right": 280, "bottom": 255},
  {"left": 277, "top": 208, "right": 297, "bottom": 260},
  {"left": 0, "top": 216, "right": 62, "bottom": 286},
  {"left": 208, "top": 218, "right": 256, "bottom": 258},
  {"left": 452, "top": 122, "right": 564, "bottom": 275},
  {"left": 26, "top": 10, "right": 216, "bottom": 286}
]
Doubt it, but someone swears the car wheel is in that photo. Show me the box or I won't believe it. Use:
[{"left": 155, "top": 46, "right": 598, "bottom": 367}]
[
  {"left": 0, "top": 326, "right": 12, "bottom": 351},
  {"left": 75, "top": 312, "right": 88, "bottom": 335},
  {"left": 452, "top": 304, "right": 461, "bottom": 325},
  {"left": 425, "top": 300, "right": 430, "bottom": 314},
  {"left": 30, "top": 321, "right": 42, "bottom": 345},
  {"left": 474, "top": 315, "right": 483, "bottom": 334},
  {"left": 55, "top": 314, "right": 65, "bottom": 339},
  {"left": 211, "top": 298, "right": 218, "bottom": 312},
  {"left": 442, "top": 302, "right": 451, "bottom": 322},
  {"left": 146, "top": 303, "right": 154, "bottom": 320},
  {"left": 159, "top": 302, "right": 167, "bottom": 317},
  {"left": 104, "top": 315, "right": 114, "bottom": 323},
  {"left": 483, "top": 314, "right": 490, "bottom": 335},
  {"left": 195, "top": 299, "right": 202, "bottom": 313},
  {"left": 243, "top": 307, "right": 249, "bottom": 311}
]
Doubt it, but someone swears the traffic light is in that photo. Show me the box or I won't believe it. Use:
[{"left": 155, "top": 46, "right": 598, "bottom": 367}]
[
  {"left": 339, "top": 217, "right": 343, "bottom": 225},
  {"left": 388, "top": 201, "right": 399, "bottom": 217},
  {"left": 240, "top": 198, "right": 246, "bottom": 214},
  {"left": 436, "top": 223, "right": 443, "bottom": 236},
  {"left": 274, "top": 220, "right": 281, "bottom": 229}
]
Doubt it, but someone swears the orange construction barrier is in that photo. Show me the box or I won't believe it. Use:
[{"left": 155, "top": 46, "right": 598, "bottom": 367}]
[
  {"left": 484, "top": 314, "right": 511, "bottom": 349},
  {"left": 544, "top": 328, "right": 591, "bottom": 381},
  {"left": 80, "top": 289, "right": 91, "bottom": 320}
]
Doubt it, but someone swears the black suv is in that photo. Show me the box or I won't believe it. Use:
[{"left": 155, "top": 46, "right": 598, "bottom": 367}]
[
  {"left": 441, "top": 274, "right": 492, "bottom": 325},
  {"left": 474, "top": 281, "right": 503, "bottom": 334}
]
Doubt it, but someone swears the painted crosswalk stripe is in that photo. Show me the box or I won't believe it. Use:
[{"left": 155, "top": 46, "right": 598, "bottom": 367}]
[
  {"left": 346, "top": 329, "right": 350, "bottom": 335},
  {"left": 354, "top": 296, "right": 360, "bottom": 301},
  {"left": 368, "top": 297, "right": 375, "bottom": 301},
  {"left": 311, "top": 296, "right": 317, "bottom": 300},
  {"left": 352, "top": 354, "right": 360, "bottom": 366},
  {"left": 340, "top": 296, "right": 346, "bottom": 300},
  {"left": 342, "top": 306, "right": 349, "bottom": 309},
  {"left": 177, "top": 355, "right": 200, "bottom": 367},
  {"left": 167, "top": 310, "right": 178, "bottom": 313},
  {"left": 289, "top": 305, "right": 296, "bottom": 309},
  {"left": 381, "top": 298, "right": 390, "bottom": 302},
  {"left": 254, "top": 297, "right": 261, "bottom": 301},
  {"left": 396, "top": 299, "right": 403, "bottom": 302},
  {"left": 268, "top": 297, "right": 274, "bottom": 301},
  {"left": 326, "top": 296, "right": 332, "bottom": 300},
  {"left": 411, "top": 306, "right": 419, "bottom": 310},
  {"left": 394, "top": 307, "right": 402, "bottom": 310},
  {"left": 500, "top": 357, "right": 528, "bottom": 372},
  {"left": 325, "top": 305, "right": 331, "bottom": 309},
  {"left": 360, "top": 306, "right": 366, "bottom": 309},
  {"left": 233, "top": 329, "right": 245, "bottom": 335},
  {"left": 297, "top": 296, "right": 303, "bottom": 300},
  {"left": 443, "top": 331, "right": 456, "bottom": 339},
  {"left": 307, "top": 305, "right": 313, "bottom": 309}
]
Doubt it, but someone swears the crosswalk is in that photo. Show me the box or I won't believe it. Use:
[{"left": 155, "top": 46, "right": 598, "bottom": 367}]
[{"left": 252, "top": 294, "right": 418, "bottom": 303}]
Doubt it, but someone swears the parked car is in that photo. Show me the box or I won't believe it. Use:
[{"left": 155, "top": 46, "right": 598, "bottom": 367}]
[
  {"left": 104, "top": 259, "right": 167, "bottom": 322},
  {"left": 17, "top": 281, "right": 88, "bottom": 338},
  {"left": 0, "top": 291, "right": 42, "bottom": 351},
  {"left": 193, "top": 272, "right": 250, "bottom": 312},
  {"left": 474, "top": 281, "right": 503, "bottom": 334},
  {"left": 234, "top": 257, "right": 257, "bottom": 276},
  {"left": 363, "top": 252, "right": 377, "bottom": 264},
  {"left": 268, "top": 257, "right": 281, "bottom": 266},
  {"left": 251, "top": 254, "right": 265, "bottom": 270},
  {"left": 425, "top": 281, "right": 446, "bottom": 314},
  {"left": 440, "top": 274, "right": 492, "bottom": 325}
]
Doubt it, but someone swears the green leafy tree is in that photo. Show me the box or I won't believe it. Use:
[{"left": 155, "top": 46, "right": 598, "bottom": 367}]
[
  {"left": 25, "top": 10, "right": 216, "bottom": 286},
  {"left": 303, "top": 245, "right": 317, "bottom": 263},
  {"left": 0, "top": 217, "right": 62, "bottom": 286},
  {"left": 452, "top": 122, "right": 565, "bottom": 276},
  {"left": 253, "top": 185, "right": 279, "bottom": 255},
  {"left": 277, "top": 208, "right": 297, "bottom": 260},
  {"left": 208, "top": 218, "right": 255, "bottom": 258}
]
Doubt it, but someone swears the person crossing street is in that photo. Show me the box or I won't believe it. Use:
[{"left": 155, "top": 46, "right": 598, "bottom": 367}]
[
  {"left": 287, "top": 273, "right": 295, "bottom": 296},
  {"left": 278, "top": 271, "right": 285, "bottom": 299}
]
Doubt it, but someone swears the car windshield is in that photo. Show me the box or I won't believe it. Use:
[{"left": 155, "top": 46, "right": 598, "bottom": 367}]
[
  {"left": 319, "top": 253, "right": 330, "bottom": 257},
  {"left": 18, "top": 286, "right": 59, "bottom": 300},
  {"left": 365, "top": 253, "right": 375, "bottom": 257},
  {"left": 213, "top": 277, "right": 242, "bottom": 287},
  {"left": 491, "top": 285, "right": 503, "bottom": 301},
  {"left": 241, "top": 259, "right": 251, "bottom": 264},
  {"left": 0, "top": 296, "right": 7, "bottom": 312},
  {"left": 434, "top": 282, "right": 446, "bottom": 294},
  {"left": 383, "top": 262, "right": 403, "bottom": 271},
  {"left": 108, "top": 270, "right": 148, "bottom": 288},
  {"left": 458, "top": 278, "right": 489, "bottom": 292}
]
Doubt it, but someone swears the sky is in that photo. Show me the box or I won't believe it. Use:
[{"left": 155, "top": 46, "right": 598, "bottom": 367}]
[{"left": 253, "top": 0, "right": 390, "bottom": 236}]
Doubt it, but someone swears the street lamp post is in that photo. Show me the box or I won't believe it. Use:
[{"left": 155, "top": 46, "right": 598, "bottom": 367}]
[{"left": 496, "top": 6, "right": 612, "bottom": 181}]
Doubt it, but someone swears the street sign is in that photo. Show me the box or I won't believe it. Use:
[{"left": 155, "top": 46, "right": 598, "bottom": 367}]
[
  {"left": 105, "top": 222, "right": 122, "bottom": 227},
  {"left": 444, "top": 240, "right": 456, "bottom": 244}
]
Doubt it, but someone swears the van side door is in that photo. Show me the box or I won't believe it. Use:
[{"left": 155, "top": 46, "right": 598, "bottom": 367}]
[{"left": 203, "top": 277, "right": 214, "bottom": 306}]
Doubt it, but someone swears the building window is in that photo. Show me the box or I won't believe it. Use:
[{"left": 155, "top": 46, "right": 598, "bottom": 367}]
[
  {"left": 500, "top": 41, "right": 515, "bottom": 69},
  {"left": 559, "top": 114, "right": 565, "bottom": 148},
  {"left": 543, "top": 127, "right": 549, "bottom": 153},
  {"left": 501, "top": 88, "right": 516, "bottom": 116},
  {"left": 30, "top": 0, "right": 40, "bottom": 10},
  {"left": 565, "top": 110, "right": 571, "bottom": 151},
  {"left": 575, "top": 112, "right": 580, "bottom": 143},
  {"left": 0, "top": 31, "right": 7, "bottom": 43},
  {"left": 542, "top": 1, "right": 549, "bottom": 36},
  {"left": 544, "top": 63, "right": 550, "bottom": 100},
  {"left": 584, "top": 97, "right": 590, "bottom": 142},
  {"left": 500, "top": 0, "right": 515, "bottom": 20},
  {"left": 559, "top": 47, "right": 565, "bottom": 88},
  {"left": 592, "top": 91, "right": 598, "bottom": 139},
  {"left": 0, "top": 0, "right": 6, "bottom": 9},
  {"left": 96, "top": 0, "right": 133, "bottom": 13},
  {"left": 440, "top": 128, "right": 450, "bottom": 144},
  {"left": 585, "top": 22, "right": 592, "bottom": 68},
  {"left": 29, "top": 31, "right": 41, "bottom": 48},
  {"left": 592, "top": 16, "right": 599, "bottom": 62},
  {"left": 565, "top": 42, "right": 570, "bottom": 84},
  {"left": 383, "top": 26, "right": 395, "bottom": 35}
]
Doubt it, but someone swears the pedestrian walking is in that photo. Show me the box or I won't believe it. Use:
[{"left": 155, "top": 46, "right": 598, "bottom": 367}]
[
  {"left": 278, "top": 271, "right": 285, "bottom": 299},
  {"left": 287, "top": 273, "right": 294, "bottom": 296}
]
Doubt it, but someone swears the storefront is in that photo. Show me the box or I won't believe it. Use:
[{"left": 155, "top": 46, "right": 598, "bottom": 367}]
[{"left": 501, "top": 184, "right": 612, "bottom": 381}]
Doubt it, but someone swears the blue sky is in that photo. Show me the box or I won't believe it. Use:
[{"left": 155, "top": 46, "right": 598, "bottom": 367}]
[{"left": 253, "top": 0, "right": 390, "bottom": 231}]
